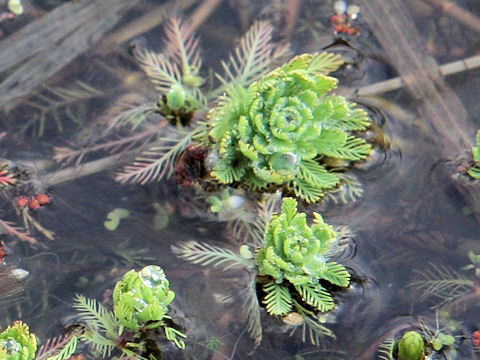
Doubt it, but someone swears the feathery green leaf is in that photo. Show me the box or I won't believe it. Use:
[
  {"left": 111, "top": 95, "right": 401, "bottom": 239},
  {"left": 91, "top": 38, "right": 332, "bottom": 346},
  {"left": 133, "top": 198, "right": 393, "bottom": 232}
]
[
  {"left": 294, "top": 283, "right": 335, "bottom": 312},
  {"left": 45, "top": 336, "right": 78, "bottom": 360},
  {"left": 320, "top": 262, "right": 351, "bottom": 287},
  {"left": 172, "top": 241, "right": 254, "bottom": 270},
  {"left": 262, "top": 281, "right": 292, "bottom": 316},
  {"left": 214, "top": 21, "right": 290, "bottom": 93}
]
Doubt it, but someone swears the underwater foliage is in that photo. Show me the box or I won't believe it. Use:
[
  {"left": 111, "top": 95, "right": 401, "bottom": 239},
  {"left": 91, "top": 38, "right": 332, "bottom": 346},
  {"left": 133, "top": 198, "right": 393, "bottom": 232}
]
[
  {"left": 0, "top": 321, "right": 37, "bottom": 360},
  {"left": 207, "top": 53, "right": 372, "bottom": 202}
]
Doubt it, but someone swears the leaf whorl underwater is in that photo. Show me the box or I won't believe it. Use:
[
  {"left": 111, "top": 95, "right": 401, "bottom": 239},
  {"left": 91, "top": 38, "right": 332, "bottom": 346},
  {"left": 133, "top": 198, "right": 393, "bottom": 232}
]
[{"left": 207, "top": 53, "right": 372, "bottom": 202}]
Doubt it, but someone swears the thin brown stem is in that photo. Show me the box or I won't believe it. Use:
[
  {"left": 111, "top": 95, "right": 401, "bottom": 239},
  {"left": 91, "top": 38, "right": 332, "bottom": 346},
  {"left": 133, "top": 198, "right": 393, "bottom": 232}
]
[
  {"left": 357, "top": 0, "right": 473, "bottom": 152},
  {"left": 188, "top": 0, "right": 224, "bottom": 34},
  {"left": 106, "top": 0, "right": 199, "bottom": 45},
  {"left": 356, "top": 54, "right": 480, "bottom": 96},
  {"left": 283, "top": 0, "right": 304, "bottom": 39},
  {"left": 424, "top": 0, "right": 480, "bottom": 33}
]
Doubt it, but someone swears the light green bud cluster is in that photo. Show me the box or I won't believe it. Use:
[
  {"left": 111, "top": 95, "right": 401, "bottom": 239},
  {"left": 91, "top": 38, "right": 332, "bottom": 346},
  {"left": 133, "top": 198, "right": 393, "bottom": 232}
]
[
  {"left": 256, "top": 198, "right": 350, "bottom": 287},
  {"left": 113, "top": 265, "right": 176, "bottom": 331},
  {"left": 397, "top": 331, "right": 424, "bottom": 360}
]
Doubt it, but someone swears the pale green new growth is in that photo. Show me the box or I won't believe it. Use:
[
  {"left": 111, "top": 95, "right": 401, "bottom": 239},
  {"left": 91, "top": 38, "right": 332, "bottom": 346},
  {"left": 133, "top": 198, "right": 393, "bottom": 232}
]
[
  {"left": 135, "top": 18, "right": 207, "bottom": 117},
  {"left": 397, "top": 331, "right": 424, "bottom": 360},
  {"left": 64, "top": 266, "right": 186, "bottom": 358},
  {"left": 257, "top": 198, "right": 349, "bottom": 285},
  {"left": 257, "top": 198, "right": 350, "bottom": 315},
  {"left": 207, "top": 53, "right": 371, "bottom": 202}
]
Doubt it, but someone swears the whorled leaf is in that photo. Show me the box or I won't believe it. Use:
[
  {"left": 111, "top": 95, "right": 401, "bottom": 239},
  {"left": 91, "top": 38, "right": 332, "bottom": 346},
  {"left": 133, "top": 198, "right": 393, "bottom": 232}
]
[
  {"left": 113, "top": 265, "right": 175, "bottom": 331},
  {"left": 288, "top": 300, "right": 335, "bottom": 346},
  {"left": 256, "top": 198, "right": 343, "bottom": 287},
  {"left": 38, "top": 335, "right": 78, "bottom": 360},
  {"left": 207, "top": 52, "right": 372, "bottom": 202},
  {"left": 134, "top": 18, "right": 206, "bottom": 113},
  {"left": 115, "top": 125, "right": 202, "bottom": 184},
  {"left": 240, "top": 280, "right": 263, "bottom": 349}
]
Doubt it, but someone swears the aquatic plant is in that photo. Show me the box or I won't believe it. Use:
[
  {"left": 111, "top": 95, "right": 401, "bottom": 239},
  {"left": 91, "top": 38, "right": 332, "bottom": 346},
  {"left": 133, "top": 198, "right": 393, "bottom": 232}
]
[
  {"left": 173, "top": 197, "right": 351, "bottom": 347},
  {"left": 51, "top": 16, "right": 375, "bottom": 206},
  {"left": 114, "top": 20, "right": 289, "bottom": 184},
  {"left": 112, "top": 265, "right": 176, "bottom": 331},
  {"left": 257, "top": 198, "right": 350, "bottom": 313},
  {"left": 467, "top": 130, "right": 480, "bottom": 179},
  {"left": 48, "top": 265, "right": 186, "bottom": 359},
  {"left": 396, "top": 331, "right": 424, "bottom": 360},
  {"left": 53, "top": 19, "right": 288, "bottom": 186},
  {"left": 206, "top": 53, "right": 372, "bottom": 202},
  {"left": 409, "top": 252, "right": 479, "bottom": 309},
  {"left": 377, "top": 312, "right": 457, "bottom": 360},
  {"left": 0, "top": 321, "right": 37, "bottom": 360},
  {"left": 104, "top": 208, "right": 130, "bottom": 231}
]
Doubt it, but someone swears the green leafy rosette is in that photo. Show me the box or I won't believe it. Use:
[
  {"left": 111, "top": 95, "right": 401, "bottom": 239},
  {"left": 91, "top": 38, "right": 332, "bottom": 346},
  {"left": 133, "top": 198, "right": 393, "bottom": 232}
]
[
  {"left": 113, "top": 265, "right": 176, "bottom": 331},
  {"left": 256, "top": 198, "right": 349, "bottom": 287},
  {"left": 0, "top": 321, "right": 37, "bottom": 360},
  {"left": 208, "top": 53, "right": 372, "bottom": 202}
]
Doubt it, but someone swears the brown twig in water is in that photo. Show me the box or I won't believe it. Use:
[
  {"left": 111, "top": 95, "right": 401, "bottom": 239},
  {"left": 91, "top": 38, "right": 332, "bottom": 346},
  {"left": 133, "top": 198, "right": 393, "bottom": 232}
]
[
  {"left": 21, "top": 208, "right": 54, "bottom": 241},
  {"left": 106, "top": 0, "right": 199, "bottom": 46},
  {"left": 423, "top": 0, "right": 480, "bottom": 33},
  {"left": 188, "top": 0, "right": 224, "bottom": 34},
  {"left": 356, "top": 54, "right": 480, "bottom": 96},
  {"left": 0, "top": 0, "right": 140, "bottom": 108},
  {"left": 0, "top": 219, "right": 37, "bottom": 244},
  {"left": 0, "top": 265, "right": 25, "bottom": 302},
  {"left": 282, "top": 0, "right": 304, "bottom": 39},
  {"left": 356, "top": 0, "right": 474, "bottom": 152}
]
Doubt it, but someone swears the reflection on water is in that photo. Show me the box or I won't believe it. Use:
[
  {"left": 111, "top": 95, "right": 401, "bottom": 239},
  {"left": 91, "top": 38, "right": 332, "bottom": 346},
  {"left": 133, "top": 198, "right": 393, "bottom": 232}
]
[{"left": 0, "top": 0, "right": 480, "bottom": 359}]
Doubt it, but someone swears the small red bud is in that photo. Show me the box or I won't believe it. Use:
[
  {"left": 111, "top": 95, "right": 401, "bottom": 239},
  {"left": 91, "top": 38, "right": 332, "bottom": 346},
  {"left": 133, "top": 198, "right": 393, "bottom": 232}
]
[
  {"left": 35, "top": 193, "right": 50, "bottom": 205},
  {"left": 17, "top": 196, "right": 29, "bottom": 207},
  {"left": 28, "top": 198, "right": 40, "bottom": 210}
]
